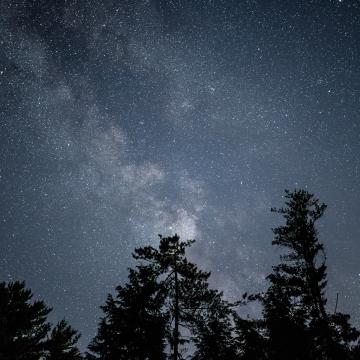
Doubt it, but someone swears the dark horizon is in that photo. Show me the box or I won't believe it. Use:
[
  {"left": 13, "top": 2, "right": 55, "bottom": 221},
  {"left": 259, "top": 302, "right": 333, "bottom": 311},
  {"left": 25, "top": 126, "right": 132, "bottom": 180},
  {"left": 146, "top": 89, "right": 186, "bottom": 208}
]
[{"left": 1, "top": 0, "right": 360, "bottom": 350}]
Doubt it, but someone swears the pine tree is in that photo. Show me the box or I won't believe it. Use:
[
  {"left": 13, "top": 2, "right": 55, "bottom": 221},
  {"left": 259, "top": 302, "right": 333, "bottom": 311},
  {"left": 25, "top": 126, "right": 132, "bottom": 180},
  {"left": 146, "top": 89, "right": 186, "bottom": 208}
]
[
  {"left": 88, "top": 264, "right": 168, "bottom": 360},
  {"left": 233, "top": 315, "right": 267, "bottom": 360},
  {"left": 191, "top": 296, "right": 267, "bottom": 360},
  {"left": 261, "top": 278, "right": 312, "bottom": 359},
  {"left": 0, "top": 281, "right": 83, "bottom": 360},
  {"left": 44, "top": 320, "right": 83, "bottom": 360},
  {"left": 192, "top": 298, "right": 237, "bottom": 360},
  {"left": 261, "top": 189, "right": 359, "bottom": 359},
  {"left": 133, "top": 234, "right": 222, "bottom": 360},
  {"left": 0, "top": 281, "right": 51, "bottom": 360},
  {"left": 90, "top": 234, "right": 224, "bottom": 360}
]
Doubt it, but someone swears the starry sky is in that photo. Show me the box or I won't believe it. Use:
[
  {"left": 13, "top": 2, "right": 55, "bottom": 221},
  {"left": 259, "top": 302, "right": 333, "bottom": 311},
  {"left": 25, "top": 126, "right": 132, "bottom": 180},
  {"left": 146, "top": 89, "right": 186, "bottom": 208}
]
[{"left": 1, "top": 0, "right": 360, "bottom": 350}]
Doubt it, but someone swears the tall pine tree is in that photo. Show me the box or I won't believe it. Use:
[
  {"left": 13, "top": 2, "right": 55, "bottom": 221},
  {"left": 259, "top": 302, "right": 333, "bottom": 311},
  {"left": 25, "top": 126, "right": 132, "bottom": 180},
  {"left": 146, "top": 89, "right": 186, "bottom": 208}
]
[
  {"left": 133, "top": 234, "right": 223, "bottom": 360},
  {"left": 260, "top": 189, "right": 359, "bottom": 360},
  {"left": 90, "top": 234, "right": 225, "bottom": 360}
]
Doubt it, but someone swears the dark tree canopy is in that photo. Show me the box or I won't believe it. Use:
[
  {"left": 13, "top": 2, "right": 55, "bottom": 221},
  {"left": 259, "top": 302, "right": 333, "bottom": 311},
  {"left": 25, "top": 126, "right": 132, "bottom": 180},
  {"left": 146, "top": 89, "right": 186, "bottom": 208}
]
[
  {"left": 192, "top": 295, "right": 237, "bottom": 360},
  {"left": 0, "top": 281, "right": 51, "bottom": 360},
  {"left": 0, "top": 281, "right": 82, "bottom": 360},
  {"left": 88, "top": 193, "right": 360, "bottom": 359},
  {"left": 258, "top": 189, "right": 359, "bottom": 360},
  {"left": 90, "top": 235, "right": 229, "bottom": 360},
  {"left": 88, "top": 264, "right": 168, "bottom": 360},
  {"left": 233, "top": 316, "right": 267, "bottom": 360},
  {"left": 133, "top": 235, "right": 225, "bottom": 359},
  {"left": 2, "top": 189, "right": 360, "bottom": 360},
  {"left": 45, "top": 319, "right": 83, "bottom": 360}
]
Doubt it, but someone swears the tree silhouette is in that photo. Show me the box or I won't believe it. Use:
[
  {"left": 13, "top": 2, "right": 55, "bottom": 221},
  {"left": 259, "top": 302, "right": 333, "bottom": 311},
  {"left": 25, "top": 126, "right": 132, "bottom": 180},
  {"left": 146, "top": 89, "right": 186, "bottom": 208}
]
[
  {"left": 44, "top": 319, "right": 83, "bottom": 360},
  {"left": 260, "top": 279, "right": 312, "bottom": 359},
  {"left": 88, "top": 264, "right": 168, "bottom": 360},
  {"left": 133, "top": 234, "right": 223, "bottom": 360},
  {"left": 259, "top": 189, "right": 359, "bottom": 359},
  {"left": 4, "top": 190, "right": 359, "bottom": 360},
  {"left": 0, "top": 281, "right": 51, "bottom": 360},
  {"left": 0, "top": 281, "right": 83, "bottom": 360},
  {"left": 90, "top": 234, "right": 227, "bottom": 360},
  {"left": 233, "top": 315, "right": 267, "bottom": 360},
  {"left": 192, "top": 298, "right": 237, "bottom": 360}
]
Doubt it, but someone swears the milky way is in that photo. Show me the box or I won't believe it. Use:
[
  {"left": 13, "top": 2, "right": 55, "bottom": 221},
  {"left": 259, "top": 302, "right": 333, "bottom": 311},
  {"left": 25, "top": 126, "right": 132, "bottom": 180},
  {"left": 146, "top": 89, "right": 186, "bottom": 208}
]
[{"left": 1, "top": 0, "right": 360, "bottom": 349}]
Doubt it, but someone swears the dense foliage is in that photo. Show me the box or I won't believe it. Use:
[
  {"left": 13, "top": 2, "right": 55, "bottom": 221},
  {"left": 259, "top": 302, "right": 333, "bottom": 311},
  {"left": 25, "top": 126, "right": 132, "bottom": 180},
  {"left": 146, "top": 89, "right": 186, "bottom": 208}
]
[
  {"left": 0, "top": 281, "right": 82, "bottom": 360},
  {"left": 2, "top": 190, "right": 359, "bottom": 359}
]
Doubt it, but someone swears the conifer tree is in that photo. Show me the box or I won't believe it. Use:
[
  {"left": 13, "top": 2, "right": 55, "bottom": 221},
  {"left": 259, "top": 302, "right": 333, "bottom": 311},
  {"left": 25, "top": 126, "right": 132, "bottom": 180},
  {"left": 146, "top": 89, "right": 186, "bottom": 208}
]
[
  {"left": 133, "top": 234, "right": 222, "bottom": 360},
  {"left": 192, "top": 298, "right": 237, "bottom": 360},
  {"left": 45, "top": 320, "right": 83, "bottom": 360},
  {"left": 233, "top": 315, "right": 267, "bottom": 360},
  {"left": 191, "top": 295, "right": 267, "bottom": 360},
  {"left": 0, "top": 281, "right": 83, "bottom": 360},
  {"left": 90, "top": 234, "right": 224, "bottom": 360},
  {"left": 0, "top": 281, "right": 51, "bottom": 360},
  {"left": 88, "top": 264, "right": 168, "bottom": 360},
  {"left": 260, "top": 277, "right": 312, "bottom": 359},
  {"left": 261, "top": 189, "right": 359, "bottom": 359}
]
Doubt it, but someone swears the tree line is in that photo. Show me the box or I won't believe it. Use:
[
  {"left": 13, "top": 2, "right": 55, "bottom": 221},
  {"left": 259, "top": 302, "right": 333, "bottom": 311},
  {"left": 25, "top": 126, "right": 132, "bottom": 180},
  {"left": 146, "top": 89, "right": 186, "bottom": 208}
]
[{"left": 1, "top": 190, "right": 359, "bottom": 359}]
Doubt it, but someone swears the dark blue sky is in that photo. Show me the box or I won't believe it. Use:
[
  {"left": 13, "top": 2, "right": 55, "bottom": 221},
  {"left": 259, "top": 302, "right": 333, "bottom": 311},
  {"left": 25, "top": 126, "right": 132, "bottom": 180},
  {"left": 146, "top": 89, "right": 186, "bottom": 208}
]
[{"left": 1, "top": 0, "right": 360, "bottom": 349}]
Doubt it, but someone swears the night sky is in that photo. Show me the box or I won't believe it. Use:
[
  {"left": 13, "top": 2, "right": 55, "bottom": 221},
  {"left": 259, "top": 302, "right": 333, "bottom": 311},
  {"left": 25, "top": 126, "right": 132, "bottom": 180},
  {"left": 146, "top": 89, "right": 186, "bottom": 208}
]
[{"left": 1, "top": 0, "right": 360, "bottom": 350}]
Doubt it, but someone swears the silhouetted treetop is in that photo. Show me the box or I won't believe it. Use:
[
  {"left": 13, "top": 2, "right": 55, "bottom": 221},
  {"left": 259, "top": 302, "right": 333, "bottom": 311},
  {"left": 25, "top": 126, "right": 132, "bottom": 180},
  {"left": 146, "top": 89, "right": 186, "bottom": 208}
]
[
  {"left": 3, "top": 189, "right": 359, "bottom": 360},
  {"left": 0, "top": 281, "right": 82, "bottom": 360}
]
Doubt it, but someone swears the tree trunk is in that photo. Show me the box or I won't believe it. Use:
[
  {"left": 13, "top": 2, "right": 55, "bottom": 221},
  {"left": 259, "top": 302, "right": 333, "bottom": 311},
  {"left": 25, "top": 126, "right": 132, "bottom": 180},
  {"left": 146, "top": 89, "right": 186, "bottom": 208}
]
[{"left": 173, "top": 254, "right": 179, "bottom": 360}]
